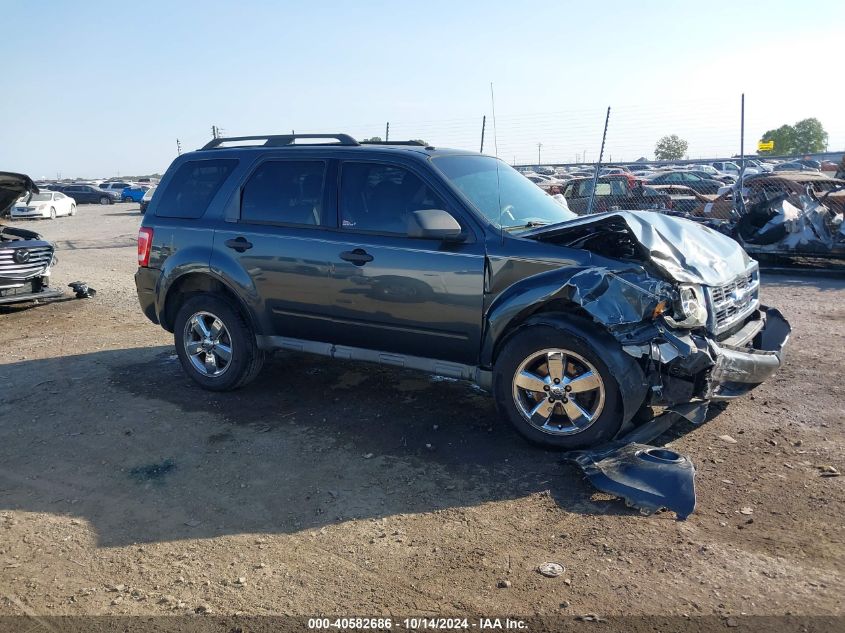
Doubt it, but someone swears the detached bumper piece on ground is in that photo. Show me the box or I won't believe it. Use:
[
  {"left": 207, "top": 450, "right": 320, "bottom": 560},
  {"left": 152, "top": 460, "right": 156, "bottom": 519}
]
[
  {"left": 570, "top": 443, "right": 697, "bottom": 520},
  {"left": 564, "top": 405, "right": 706, "bottom": 520},
  {"left": 68, "top": 281, "right": 97, "bottom": 299}
]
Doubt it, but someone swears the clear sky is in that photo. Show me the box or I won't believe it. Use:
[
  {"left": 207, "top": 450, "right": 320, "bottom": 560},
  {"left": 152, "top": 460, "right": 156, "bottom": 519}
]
[{"left": 1, "top": 0, "right": 842, "bottom": 178}]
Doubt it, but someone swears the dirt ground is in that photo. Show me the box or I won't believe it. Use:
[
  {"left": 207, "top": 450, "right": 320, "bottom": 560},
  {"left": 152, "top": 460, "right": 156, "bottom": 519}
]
[{"left": 0, "top": 202, "right": 843, "bottom": 620}]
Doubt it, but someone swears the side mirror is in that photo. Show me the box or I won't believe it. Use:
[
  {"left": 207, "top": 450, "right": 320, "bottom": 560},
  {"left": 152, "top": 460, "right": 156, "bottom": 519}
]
[{"left": 407, "top": 209, "right": 464, "bottom": 241}]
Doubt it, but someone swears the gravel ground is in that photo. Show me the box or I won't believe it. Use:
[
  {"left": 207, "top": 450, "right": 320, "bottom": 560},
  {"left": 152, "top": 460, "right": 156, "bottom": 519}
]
[{"left": 0, "top": 202, "right": 843, "bottom": 620}]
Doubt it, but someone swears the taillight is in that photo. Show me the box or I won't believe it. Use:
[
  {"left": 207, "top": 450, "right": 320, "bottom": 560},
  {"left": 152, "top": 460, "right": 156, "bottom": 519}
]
[{"left": 138, "top": 227, "right": 153, "bottom": 267}]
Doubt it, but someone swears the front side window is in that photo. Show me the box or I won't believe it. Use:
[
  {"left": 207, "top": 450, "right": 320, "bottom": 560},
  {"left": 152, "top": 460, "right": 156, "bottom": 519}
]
[
  {"left": 340, "top": 162, "right": 446, "bottom": 235},
  {"left": 241, "top": 161, "right": 326, "bottom": 225},
  {"left": 156, "top": 159, "right": 238, "bottom": 219}
]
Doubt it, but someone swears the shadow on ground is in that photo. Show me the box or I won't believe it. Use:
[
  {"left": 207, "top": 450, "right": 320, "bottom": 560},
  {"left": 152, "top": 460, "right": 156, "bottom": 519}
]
[{"left": 0, "top": 346, "right": 706, "bottom": 547}]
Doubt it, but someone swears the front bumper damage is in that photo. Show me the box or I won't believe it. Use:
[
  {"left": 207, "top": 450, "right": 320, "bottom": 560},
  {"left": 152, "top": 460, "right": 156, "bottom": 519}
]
[
  {"left": 622, "top": 306, "right": 790, "bottom": 407},
  {"left": 567, "top": 307, "right": 790, "bottom": 520}
]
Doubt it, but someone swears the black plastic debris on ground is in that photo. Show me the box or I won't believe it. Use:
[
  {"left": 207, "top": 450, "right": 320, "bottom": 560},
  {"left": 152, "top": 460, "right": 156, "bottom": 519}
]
[
  {"left": 68, "top": 281, "right": 96, "bottom": 298},
  {"left": 129, "top": 459, "right": 176, "bottom": 484},
  {"left": 564, "top": 407, "right": 703, "bottom": 520}
]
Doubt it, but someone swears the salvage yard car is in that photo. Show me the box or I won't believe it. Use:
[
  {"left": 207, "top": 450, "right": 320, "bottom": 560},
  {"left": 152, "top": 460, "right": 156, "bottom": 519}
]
[
  {"left": 139, "top": 185, "right": 156, "bottom": 213},
  {"left": 135, "top": 134, "right": 791, "bottom": 449},
  {"left": 57, "top": 183, "right": 119, "bottom": 205},
  {"left": 562, "top": 174, "right": 672, "bottom": 214},
  {"left": 11, "top": 190, "right": 77, "bottom": 219},
  {"left": 1, "top": 172, "right": 63, "bottom": 304}
]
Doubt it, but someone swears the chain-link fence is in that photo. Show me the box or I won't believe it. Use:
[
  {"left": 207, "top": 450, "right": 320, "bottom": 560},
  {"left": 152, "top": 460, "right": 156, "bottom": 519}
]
[{"left": 179, "top": 95, "right": 844, "bottom": 259}]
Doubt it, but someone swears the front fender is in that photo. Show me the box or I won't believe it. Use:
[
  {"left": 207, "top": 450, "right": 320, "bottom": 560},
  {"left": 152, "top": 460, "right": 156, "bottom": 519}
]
[{"left": 481, "top": 266, "right": 673, "bottom": 368}]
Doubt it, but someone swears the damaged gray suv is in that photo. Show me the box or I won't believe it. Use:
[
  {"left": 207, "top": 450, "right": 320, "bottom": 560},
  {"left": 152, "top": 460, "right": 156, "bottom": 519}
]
[{"left": 135, "top": 134, "right": 791, "bottom": 448}]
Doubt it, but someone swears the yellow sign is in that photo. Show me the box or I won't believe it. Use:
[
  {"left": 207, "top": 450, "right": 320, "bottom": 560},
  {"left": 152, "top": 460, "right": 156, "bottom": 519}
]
[{"left": 758, "top": 140, "right": 774, "bottom": 151}]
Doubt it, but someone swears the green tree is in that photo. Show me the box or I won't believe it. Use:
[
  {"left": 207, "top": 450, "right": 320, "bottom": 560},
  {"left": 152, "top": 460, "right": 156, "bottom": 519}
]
[
  {"left": 362, "top": 136, "right": 382, "bottom": 142},
  {"left": 757, "top": 125, "right": 795, "bottom": 155},
  {"left": 757, "top": 118, "right": 827, "bottom": 155},
  {"left": 792, "top": 118, "right": 828, "bottom": 154},
  {"left": 654, "top": 135, "right": 688, "bottom": 160}
]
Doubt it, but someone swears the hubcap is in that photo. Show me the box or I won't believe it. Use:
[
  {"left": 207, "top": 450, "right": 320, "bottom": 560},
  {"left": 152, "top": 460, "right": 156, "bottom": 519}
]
[
  {"left": 183, "top": 311, "right": 233, "bottom": 377},
  {"left": 511, "top": 348, "right": 605, "bottom": 436}
]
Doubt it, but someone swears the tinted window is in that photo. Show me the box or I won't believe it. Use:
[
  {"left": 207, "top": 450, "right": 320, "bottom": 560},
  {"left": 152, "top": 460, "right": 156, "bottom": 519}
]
[
  {"left": 241, "top": 161, "right": 325, "bottom": 225},
  {"left": 340, "top": 163, "right": 446, "bottom": 235},
  {"left": 156, "top": 159, "right": 237, "bottom": 219}
]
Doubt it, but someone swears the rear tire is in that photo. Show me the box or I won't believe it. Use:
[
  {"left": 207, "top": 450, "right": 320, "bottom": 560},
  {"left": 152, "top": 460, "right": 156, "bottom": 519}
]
[
  {"left": 99, "top": 196, "right": 110, "bottom": 205},
  {"left": 173, "top": 293, "right": 265, "bottom": 391},
  {"left": 493, "top": 323, "right": 624, "bottom": 449},
  {"left": 69, "top": 204, "right": 77, "bottom": 216}
]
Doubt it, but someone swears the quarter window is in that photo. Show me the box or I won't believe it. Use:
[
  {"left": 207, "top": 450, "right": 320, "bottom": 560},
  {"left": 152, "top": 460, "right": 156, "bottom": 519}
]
[
  {"left": 155, "top": 159, "right": 238, "bottom": 219},
  {"left": 241, "top": 161, "right": 326, "bottom": 225},
  {"left": 339, "top": 163, "right": 447, "bottom": 235}
]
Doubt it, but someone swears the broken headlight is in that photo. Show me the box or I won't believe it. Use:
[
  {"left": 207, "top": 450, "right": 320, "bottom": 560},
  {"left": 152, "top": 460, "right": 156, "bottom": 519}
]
[{"left": 665, "top": 284, "right": 708, "bottom": 329}]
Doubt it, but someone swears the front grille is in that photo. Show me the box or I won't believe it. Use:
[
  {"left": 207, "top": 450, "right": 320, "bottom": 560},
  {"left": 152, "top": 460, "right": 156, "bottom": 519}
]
[
  {"left": 0, "top": 245, "right": 54, "bottom": 280},
  {"left": 706, "top": 265, "right": 760, "bottom": 335}
]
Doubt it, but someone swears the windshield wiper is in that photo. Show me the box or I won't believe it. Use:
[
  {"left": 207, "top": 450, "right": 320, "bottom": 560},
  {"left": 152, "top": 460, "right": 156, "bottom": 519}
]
[{"left": 504, "top": 220, "right": 550, "bottom": 232}]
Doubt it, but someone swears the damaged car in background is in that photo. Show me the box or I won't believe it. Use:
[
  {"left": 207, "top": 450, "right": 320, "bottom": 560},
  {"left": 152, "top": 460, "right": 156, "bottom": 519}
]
[
  {"left": 0, "top": 171, "right": 95, "bottom": 304},
  {"left": 688, "top": 172, "right": 845, "bottom": 259},
  {"left": 0, "top": 172, "right": 64, "bottom": 305}
]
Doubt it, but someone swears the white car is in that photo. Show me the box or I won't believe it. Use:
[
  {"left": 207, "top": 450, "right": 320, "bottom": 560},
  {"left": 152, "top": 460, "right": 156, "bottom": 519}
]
[{"left": 11, "top": 191, "right": 76, "bottom": 220}]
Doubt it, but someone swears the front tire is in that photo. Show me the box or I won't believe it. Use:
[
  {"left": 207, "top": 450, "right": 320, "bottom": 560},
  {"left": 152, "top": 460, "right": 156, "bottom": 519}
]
[
  {"left": 49, "top": 207, "right": 56, "bottom": 220},
  {"left": 173, "top": 293, "right": 264, "bottom": 391},
  {"left": 493, "top": 323, "right": 624, "bottom": 449}
]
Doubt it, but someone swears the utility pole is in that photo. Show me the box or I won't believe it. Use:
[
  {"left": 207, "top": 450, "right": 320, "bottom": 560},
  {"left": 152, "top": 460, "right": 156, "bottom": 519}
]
[
  {"left": 176, "top": 139, "right": 182, "bottom": 156},
  {"left": 537, "top": 142, "right": 542, "bottom": 165},
  {"left": 385, "top": 122, "right": 390, "bottom": 143},
  {"left": 479, "top": 115, "right": 486, "bottom": 153},
  {"left": 211, "top": 125, "right": 218, "bottom": 139}
]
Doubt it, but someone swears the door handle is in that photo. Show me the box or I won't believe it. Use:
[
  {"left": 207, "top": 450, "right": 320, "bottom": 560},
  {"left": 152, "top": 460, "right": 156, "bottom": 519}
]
[
  {"left": 225, "top": 237, "right": 253, "bottom": 252},
  {"left": 339, "top": 248, "right": 374, "bottom": 266}
]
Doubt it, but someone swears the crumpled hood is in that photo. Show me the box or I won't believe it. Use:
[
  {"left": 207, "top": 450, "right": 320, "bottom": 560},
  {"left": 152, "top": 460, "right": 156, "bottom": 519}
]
[
  {"left": 0, "top": 172, "right": 38, "bottom": 216},
  {"left": 525, "top": 210, "right": 753, "bottom": 286}
]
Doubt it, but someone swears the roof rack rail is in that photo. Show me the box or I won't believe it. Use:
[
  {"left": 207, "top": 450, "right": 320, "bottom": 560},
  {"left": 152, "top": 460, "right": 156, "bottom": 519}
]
[
  {"left": 201, "top": 133, "right": 359, "bottom": 150},
  {"left": 359, "top": 140, "right": 427, "bottom": 146}
]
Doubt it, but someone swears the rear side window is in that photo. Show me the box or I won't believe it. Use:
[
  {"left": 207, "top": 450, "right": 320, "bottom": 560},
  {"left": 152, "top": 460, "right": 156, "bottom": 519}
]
[
  {"left": 241, "top": 161, "right": 326, "bottom": 226},
  {"left": 156, "top": 159, "right": 238, "bottom": 218}
]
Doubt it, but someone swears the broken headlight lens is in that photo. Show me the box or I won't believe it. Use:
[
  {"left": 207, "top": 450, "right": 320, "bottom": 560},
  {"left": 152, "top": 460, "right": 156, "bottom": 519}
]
[{"left": 665, "top": 284, "right": 708, "bottom": 329}]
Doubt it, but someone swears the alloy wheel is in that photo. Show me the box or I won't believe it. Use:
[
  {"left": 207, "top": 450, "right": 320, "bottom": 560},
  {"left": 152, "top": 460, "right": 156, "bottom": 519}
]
[
  {"left": 511, "top": 348, "right": 605, "bottom": 436},
  {"left": 183, "top": 311, "right": 234, "bottom": 377}
]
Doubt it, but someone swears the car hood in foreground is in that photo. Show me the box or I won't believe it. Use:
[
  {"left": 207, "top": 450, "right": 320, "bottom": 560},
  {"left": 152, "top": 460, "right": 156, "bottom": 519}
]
[
  {"left": 523, "top": 210, "right": 752, "bottom": 286},
  {"left": 1, "top": 172, "right": 38, "bottom": 216}
]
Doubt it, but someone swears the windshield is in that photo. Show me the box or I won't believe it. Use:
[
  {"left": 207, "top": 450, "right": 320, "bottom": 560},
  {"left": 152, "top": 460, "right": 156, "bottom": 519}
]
[
  {"left": 28, "top": 193, "right": 53, "bottom": 202},
  {"left": 432, "top": 155, "right": 577, "bottom": 231}
]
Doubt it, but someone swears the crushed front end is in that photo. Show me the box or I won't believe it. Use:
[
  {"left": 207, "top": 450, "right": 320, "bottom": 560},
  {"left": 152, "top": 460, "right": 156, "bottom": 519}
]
[
  {"left": 523, "top": 210, "right": 791, "bottom": 416},
  {"left": 0, "top": 172, "right": 64, "bottom": 305},
  {"left": 0, "top": 225, "right": 63, "bottom": 305},
  {"left": 620, "top": 262, "right": 790, "bottom": 408}
]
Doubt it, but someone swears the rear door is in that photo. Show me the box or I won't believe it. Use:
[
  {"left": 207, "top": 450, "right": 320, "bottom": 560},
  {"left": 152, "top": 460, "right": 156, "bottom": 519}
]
[
  {"left": 327, "top": 160, "right": 485, "bottom": 365},
  {"left": 212, "top": 158, "right": 341, "bottom": 343}
]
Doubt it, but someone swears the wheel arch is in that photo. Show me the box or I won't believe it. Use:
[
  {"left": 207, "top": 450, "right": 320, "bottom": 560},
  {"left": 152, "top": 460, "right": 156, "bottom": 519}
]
[{"left": 160, "top": 271, "right": 257, "bottom": 335}]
